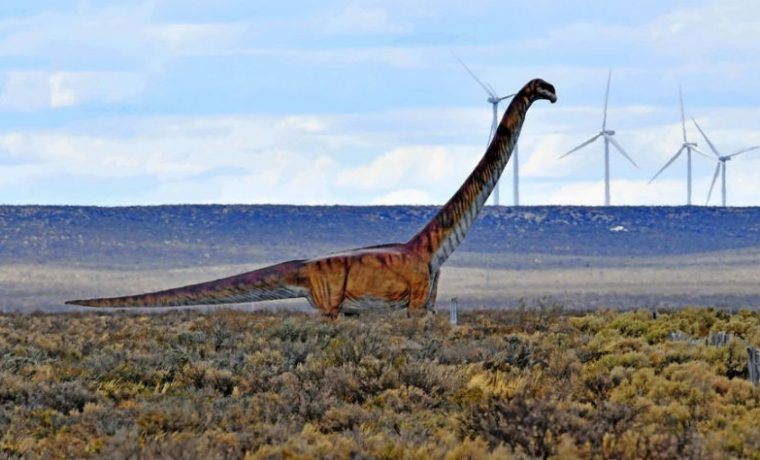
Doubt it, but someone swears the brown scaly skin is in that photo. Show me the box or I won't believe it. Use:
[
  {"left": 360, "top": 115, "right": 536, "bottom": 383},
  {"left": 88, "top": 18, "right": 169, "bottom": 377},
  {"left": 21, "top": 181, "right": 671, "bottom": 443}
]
[{"left": 66, "top": 79, "right": 557, "bottom": 317}]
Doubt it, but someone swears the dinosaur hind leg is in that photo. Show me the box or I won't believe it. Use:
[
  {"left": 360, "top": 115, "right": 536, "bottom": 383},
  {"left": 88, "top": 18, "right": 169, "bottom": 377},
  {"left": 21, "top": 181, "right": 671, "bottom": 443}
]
[
  {"left": 407, "top": 270, "right": 438, "bottom": 318},
  {"left": 305, "top": 259, "right": 348, "bottom": 318}
]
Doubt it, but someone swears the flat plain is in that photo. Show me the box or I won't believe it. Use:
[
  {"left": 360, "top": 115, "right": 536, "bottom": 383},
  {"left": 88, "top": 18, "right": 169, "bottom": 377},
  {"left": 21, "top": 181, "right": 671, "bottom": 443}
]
[{"left": 1, "top": 205, "right": 759, "bottom": 312}]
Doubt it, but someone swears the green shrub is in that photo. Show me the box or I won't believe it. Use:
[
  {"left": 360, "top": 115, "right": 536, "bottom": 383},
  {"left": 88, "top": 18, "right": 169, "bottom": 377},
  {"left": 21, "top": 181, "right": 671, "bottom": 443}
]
[{"left": 1, "top": 307, "right": 759, "bottom": 458}]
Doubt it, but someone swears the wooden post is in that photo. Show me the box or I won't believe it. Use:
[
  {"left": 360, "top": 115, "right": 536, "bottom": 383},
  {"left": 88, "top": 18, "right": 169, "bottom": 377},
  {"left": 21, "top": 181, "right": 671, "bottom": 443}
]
[
  {"left": 449, "top": 297, "right": 458, "bottom": 326},
  {"left": 708, "top": 331, "right": 729, "bottom": 347},
  {"left": 748, "top": 346, "right": 760, "bottom": 385}
]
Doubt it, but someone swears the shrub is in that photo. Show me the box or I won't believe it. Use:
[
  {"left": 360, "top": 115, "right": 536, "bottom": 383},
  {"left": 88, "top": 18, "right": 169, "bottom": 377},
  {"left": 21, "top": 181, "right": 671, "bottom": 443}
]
[{"left": 1, "top": 307, "right": 759, "bottom": 458}]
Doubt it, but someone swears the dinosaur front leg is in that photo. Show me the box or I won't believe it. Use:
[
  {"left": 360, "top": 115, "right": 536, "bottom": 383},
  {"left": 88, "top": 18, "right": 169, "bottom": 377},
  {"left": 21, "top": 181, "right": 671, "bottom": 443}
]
[{"left": 424, "top": 270, "right": 440, "bottom": 315}]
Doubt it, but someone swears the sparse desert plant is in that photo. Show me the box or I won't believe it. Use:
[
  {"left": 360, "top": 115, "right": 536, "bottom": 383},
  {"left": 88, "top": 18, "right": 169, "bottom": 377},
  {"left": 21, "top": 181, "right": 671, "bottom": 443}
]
[{"left": 1, "top": 307, "right": 760, "bottom": 458}]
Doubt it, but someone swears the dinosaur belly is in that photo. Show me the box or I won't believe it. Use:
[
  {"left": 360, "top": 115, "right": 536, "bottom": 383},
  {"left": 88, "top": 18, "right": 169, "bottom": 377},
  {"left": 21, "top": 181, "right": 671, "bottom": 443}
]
[
  {"left": 341, "top": 296, "right": 408, "bottom": 313},
  {"left": 304, "top": 246, "right": 430, "bottom": 316},
  {"left": 341, "top": 256, "right": 415, "bottom": 312},
  {"left": 343, "top": 275, "right": 410, "bottom": 312}
]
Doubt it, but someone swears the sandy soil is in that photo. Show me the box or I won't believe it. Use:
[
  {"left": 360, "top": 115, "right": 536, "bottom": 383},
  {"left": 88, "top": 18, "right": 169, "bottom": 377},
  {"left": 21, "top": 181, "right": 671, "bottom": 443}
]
[{"left": 3, "top": 247, "right": 759, "bottom": 312}]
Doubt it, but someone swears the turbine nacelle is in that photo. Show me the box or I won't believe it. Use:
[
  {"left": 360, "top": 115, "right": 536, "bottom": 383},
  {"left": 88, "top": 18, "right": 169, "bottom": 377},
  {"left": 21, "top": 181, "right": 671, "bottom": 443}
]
[
  {"left": 602, "top": 129, "right": 616, "bottom": 136},
  {"left": 488, "top": 93, "right": 516, "bottom": 105},
  {"left": 684, "top": 142, "right": 698, "bottom": 148}
]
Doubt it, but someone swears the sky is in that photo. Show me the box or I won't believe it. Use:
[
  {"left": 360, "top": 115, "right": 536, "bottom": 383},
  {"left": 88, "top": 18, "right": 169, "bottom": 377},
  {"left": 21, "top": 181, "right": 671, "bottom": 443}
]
[{"left": 0, "top": 0, "right": 758, "bottom": 207}]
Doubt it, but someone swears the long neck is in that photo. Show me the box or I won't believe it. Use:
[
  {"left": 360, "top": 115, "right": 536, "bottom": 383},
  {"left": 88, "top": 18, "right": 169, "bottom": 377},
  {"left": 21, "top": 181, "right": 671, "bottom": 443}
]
[{"left": 407, "top": 89, "right": 533, "bottom": 271}]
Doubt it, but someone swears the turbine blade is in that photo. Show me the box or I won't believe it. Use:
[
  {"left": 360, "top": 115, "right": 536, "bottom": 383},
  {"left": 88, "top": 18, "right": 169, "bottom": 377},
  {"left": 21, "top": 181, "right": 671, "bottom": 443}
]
[
  {"left": 602, "top": 69, "right": 612, "bottom": 130},
  {"left": 649, "top": 146, "right": 684, "bottom": 183},
  {"left": 706, "top": 162, "right": 721, "bottom": 205},
  {"left": 691, "top": 146, "right": 715, "bottom": 160},
  {"left": 558, "top": 133, "right": 602, "bottom": 159},
  {"left": 607, "top": 135, "right": 639, "bottom": 168},
  {"left": 498, "top": 92, "right": 517, "bottom": 102},
  {"left": 679, "top": 85, "right": 687, "bottom": 143},
  {"left": 451, "top": 51, "right": 497, "bottom": 98},
  {"left": 485, "top": 82, "right": 499, "bottom": 98},
  {"left": 691, "top": 118, "right": 720, "bottom": 157},
  {"left": 728, "top": 145, "right": 760, "bottom": 158}
]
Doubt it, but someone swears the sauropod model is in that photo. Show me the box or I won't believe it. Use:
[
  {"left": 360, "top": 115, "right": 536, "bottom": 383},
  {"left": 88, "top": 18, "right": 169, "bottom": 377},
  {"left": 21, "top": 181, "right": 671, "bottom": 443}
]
[{"left": 67, "top": 79, "right": 557, "bottom": 317}]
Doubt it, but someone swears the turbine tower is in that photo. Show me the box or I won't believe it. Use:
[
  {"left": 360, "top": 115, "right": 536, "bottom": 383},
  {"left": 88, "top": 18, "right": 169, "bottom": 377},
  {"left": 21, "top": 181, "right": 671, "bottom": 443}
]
[
  {"left": 692, "top": 118, "right": 760, "bottom": 207},
  {"left": 454, "top": 54, "right": 516, "bottom": 206},
  {"left": 559, "top": 70, "right": 638, "bottom": 206},
  {"left": 649, "top": 86, "right": 711, "bottom": 205}
]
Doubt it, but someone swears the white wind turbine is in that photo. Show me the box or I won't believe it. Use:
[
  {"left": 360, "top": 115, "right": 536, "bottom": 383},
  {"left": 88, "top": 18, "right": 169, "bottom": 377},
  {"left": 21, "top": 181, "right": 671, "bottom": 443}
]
[
  {"left": 559, "top": 70, "right": 638, "bottom": 206},
  {"left": 454, "top": 54, "right": 516, "bottom": 206},
  {"left": 692, "top": 118, "right": 760, "bottom": 207},
  {"left": 649, "top": 86, "right": 712, "bottom": 205}
]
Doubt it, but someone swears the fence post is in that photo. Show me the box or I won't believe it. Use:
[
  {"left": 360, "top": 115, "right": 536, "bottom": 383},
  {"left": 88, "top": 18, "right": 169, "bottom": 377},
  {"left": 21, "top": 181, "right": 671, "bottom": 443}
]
[
  {"left": 748, "top": 346, "right": 760, "bottom": 385},
  {"left": 708, "top": 331, "right": 729, "bottom": 347},
  {"left": 449, "top": 297, "right": 458, "bottom": 326}
]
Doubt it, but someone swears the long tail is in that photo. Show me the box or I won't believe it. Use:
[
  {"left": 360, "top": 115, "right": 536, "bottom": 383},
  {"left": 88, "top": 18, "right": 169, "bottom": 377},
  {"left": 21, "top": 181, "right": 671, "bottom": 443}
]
[{"left": 65, "top": 259, "right": 310, "bottom": 308}]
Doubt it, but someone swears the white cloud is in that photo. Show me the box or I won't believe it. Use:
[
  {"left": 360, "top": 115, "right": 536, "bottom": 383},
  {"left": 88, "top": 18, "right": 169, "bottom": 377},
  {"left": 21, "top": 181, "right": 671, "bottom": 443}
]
[
  {"left": 515, "top": 0, "right": 760, "bottom": 64},
  {"left": 521, "top": 133, "right": 572, "bottom": 178},
  {"left": 540, "top": 179, "right": 684, "bottom": 206},
  {"left": 0, "top": 0, "right": 759, "bottom": 206},
  {"left": 276, "top": 116, "right": 328, "bottom": 134},
  {"left": 0, "top": 72, "right": 50, "bottom": 111},
  {"left": 0, "top": 113, "right": 368, "bottom": 204},
  {"left": 0, "top": 5, "right": 245, "bottom": 62},
  {"left": 231, "top": 44, "right": 444, "bottom": 70},
  {"left": 320, "top": 4, "right": 408, "bottom": 35},
  {"left": 0, "top": 109, "right": 485, "bottom": 205},
  {"left": 0, "top": 4, "right": 247, "bottom": 112},
  {"left": 50, "top": 71, "right": 146, "bottom": 108},
  {"left": 646, "top": 0, "right": 760, "bottom": 59},
  {"left": 2, "top": 101, "right": 759, "bottom": 205},
  {"left": 336, "top": 145, "right": 476, "bottom": 190},
  {"left": 48, "top": 74, "right": 77, "bottom": 108},
  {"left": 371, "top": 188, "right": 433, "bottom": 205},
  {"left": 143, "top": 22, "right": 246, "bottom": 54},
  {"left": 0, "top": 70, "right": 145, "bottom": 111}
]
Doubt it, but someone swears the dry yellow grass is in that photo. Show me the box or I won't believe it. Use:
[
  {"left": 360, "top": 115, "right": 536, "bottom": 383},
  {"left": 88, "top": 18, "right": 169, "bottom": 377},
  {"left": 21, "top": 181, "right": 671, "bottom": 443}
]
[{"left": 1, "top": 307, "right": 759, "bottom": 458}]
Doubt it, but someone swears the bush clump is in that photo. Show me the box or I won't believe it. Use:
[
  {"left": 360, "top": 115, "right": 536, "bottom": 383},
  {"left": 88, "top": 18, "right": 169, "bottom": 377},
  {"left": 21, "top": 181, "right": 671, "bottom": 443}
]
[{"left": 0, "top": 307, "right": 759, "bottom": 458}]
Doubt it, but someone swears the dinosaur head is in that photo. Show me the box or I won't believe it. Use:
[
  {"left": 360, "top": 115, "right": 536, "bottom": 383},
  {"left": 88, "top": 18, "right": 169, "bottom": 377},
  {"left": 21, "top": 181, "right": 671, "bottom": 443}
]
[{"left": 528, "top": 78, "right": 557, "bottom": 104}]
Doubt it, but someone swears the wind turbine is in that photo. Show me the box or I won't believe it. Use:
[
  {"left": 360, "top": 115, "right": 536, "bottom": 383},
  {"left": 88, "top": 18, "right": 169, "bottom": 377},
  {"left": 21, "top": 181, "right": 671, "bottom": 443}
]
[
  {"left": 649, "top": 86, "right": 712, "bottom": 205},
  {"left": 559, "top": 70, "right": 638, "bottom": 206},
  {"left": 454, "top": 54, "right": 516, "bottom": 206},
  {"left": 692, "top": 117, "right": 760, "bottom": 207}
]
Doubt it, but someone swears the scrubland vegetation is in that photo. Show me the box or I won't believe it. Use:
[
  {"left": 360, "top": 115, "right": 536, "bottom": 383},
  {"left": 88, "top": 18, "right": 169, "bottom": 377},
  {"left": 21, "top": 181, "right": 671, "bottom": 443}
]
[{"left": 1, "top": 307, "right": 760, "bottom": 459}]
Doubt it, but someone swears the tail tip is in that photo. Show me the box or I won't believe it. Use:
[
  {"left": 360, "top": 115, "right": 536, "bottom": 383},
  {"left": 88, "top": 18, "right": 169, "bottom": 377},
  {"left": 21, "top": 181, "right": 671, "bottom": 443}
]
[{"left": 65, "top": 299, "right": 95, "bottom": 307}]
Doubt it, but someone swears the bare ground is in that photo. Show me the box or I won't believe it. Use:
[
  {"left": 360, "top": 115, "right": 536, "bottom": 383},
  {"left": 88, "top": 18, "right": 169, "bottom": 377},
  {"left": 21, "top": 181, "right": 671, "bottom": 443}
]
[{"left": 3, "top": 247, "right": 760, "bottom": 313}]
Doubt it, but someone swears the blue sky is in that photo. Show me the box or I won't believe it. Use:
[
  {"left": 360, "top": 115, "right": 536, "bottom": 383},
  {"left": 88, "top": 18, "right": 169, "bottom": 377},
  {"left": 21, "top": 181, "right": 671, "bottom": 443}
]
[{"left": 0, "top": 0, "right": 759, "bottom": 206}]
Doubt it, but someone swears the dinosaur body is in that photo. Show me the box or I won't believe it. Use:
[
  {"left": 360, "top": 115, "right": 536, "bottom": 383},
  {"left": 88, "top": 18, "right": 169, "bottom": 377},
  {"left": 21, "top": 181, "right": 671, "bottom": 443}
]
[
  {"left": 69, "top": 244, "right": 437, "bottom": 316},
  {"left": 67, "top": 79, "right": 556, "bottom": 316}
]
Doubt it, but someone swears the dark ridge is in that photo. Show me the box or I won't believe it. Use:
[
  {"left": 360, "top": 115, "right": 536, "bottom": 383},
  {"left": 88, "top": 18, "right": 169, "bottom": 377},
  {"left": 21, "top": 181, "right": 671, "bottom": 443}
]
[{"left": 1, "top": 205, "right": 759, "bottom": 269}]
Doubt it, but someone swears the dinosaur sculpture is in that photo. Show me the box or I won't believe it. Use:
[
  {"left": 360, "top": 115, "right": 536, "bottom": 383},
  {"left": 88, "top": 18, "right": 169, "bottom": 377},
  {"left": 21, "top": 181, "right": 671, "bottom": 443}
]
[{"left": 67, "top": 79, "right": 557, "bottom": 316}]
